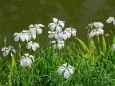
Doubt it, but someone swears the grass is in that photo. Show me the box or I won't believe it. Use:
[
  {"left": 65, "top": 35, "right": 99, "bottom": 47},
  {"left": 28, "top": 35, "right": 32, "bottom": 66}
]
[{"left": 0, "top": 35, "right": 115, "bottom": 86}]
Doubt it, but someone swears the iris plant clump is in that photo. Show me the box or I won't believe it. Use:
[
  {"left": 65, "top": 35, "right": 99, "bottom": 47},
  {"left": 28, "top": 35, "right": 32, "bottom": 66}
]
[
  {"left": 48, "top": 18, "right": 76, "bottom": 49},
  {"left": 0, "top": 17, "right": 115, "bottom": 85},
  {"left": 13, "top": 24, "right": 44, "bottom": 66}
]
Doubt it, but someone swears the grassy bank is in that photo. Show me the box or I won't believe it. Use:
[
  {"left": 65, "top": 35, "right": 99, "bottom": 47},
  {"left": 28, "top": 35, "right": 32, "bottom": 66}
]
[
  {"left": 0, "top": 17, "right": 115, "bottom": 86},
  {"left": 0, "top": 37, "right": 115, "bottom": 86}
]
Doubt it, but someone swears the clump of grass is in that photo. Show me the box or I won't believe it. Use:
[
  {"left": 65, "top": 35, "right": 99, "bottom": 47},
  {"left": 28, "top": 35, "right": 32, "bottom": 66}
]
[{"left": 0, "top": 40, "right": 115, "bottom": 86}]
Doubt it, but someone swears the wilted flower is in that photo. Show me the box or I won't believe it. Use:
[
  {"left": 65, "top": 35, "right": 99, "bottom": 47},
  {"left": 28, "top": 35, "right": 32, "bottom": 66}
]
[
  {"left": 1, "top": 46, "right": 16, "bottom": 57},
  {"left": 57, "top": 63, "right": 74, "bottom": 79},
  {"left": 26, "top": 41, "right": 39, "bottom": 51},
  {"left": 20, "top": 53, "right": 34, "bottom": 67}
]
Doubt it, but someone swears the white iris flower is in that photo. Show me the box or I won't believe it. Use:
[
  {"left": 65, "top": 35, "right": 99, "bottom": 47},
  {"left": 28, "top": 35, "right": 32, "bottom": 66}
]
[
  {"left": 93, "top": 22, "right": 104, "bottom": 29},
  {"left": 1, "top": 46, "right": 16, "bottom": 57},
  {"left": 29, "top": 24, "right": 44, "bottom": 40},
  {"left": 48, "top": 18, "right": 64, "bottom": 31},
  {"left": 106, "top": 17, "right": 115, "bottom": 24},
  {"left": 14, "top": 30, "right": 31, "bottom": 42},
  {"left": 21, "top": 30, "right": 32, "bottom": 42},
  {"left": 57, "top": 63, "right": 74, "bottom": 79},
  {"left": 88, "top": 22, "right": 104, "bottom": 38},
  {"left": 89, "top": 28, "right": 104, "bottom": 38},
  {"left": 20, "top": 53, "right": 34, "bottom": 67},
  {"left": 35, "top": 24, "right": 44, "bottom": 34},
  {"left": 29, "top": 25, "right": 37, "bottom": 40},
  {"left": 64, "top": 27, "right": 77, "bottom": 38},
  {"left": 57, "top": 41, "right": 64, "bottom": 50},
  {"left": 55, "top": 32, "right": 64, "bottom": 41},
  {"left": 48, "top": 31, "right": 56, "bottom": 39},
  {"left": 51, "top": 40, "right": 64, "bottom": 50},
  {"left": 26, "top": 41, "right": 39, "bottom": 51}
]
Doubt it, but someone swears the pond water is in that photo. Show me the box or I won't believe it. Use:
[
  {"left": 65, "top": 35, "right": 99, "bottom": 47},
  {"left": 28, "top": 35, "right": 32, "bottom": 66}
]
[{"left": 0, "top": 0, "right": 115, "bottom": 55}]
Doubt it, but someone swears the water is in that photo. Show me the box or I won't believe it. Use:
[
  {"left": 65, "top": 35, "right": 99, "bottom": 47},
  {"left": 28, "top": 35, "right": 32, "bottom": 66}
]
[{"left": 0, "top": 0, "right": 115, "bottom": 55}]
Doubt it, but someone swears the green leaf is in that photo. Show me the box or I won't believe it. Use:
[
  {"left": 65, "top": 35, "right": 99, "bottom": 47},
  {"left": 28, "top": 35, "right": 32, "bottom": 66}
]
[
  {"left": 113, "top": 36, "right": 115, "bottom": 43},
  {"left": 90, "top": 39, "right": 95, "bottom": 50},
  {"left": 75, "top": 37, "right": 89, "bottom": 53},
  {"left": 102, "top": 35, "right": 107, "bottom": 53}
]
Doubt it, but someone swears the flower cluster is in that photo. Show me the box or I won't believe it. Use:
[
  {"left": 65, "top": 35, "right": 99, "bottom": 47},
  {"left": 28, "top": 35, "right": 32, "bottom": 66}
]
[
  {"left": 20, "top": 53, "right": 34, "bottom": 67},
  {"left": 57, "top": 63, "right": 74, "bottom": 79},
  {"left": 14, "top": 24, "right": 44, "bottom": 51},
  {"left": 106, "top": 17, "right": 115, "bottom": 25},
  {"left": 88, "top": 22, "right": 104, "bottom": 38},
  {"left": 1, "top": 46, "right": 16, "bottom": 57},
  {"left": 48, "top": 18, "right": 77, "bottom": 49},
  {"left": 13, "top": 24, "right": 44, "bottom": 67},
  {"left": 14, "top": 30, "right": 31, "bottom": 42}
]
